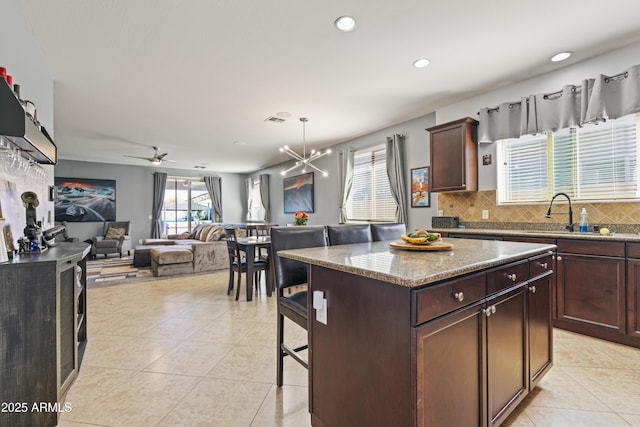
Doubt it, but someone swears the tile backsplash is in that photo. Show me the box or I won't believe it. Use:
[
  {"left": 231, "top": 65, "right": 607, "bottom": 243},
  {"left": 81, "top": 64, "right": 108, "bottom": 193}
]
[{"left": 437, "top": 190, "right": 640, "bottom": 232}]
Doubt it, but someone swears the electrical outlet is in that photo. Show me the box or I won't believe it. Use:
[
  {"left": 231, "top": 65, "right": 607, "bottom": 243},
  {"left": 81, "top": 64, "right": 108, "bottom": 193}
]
[
  {"left": 437, "top": 210, "right": 444, "bottom": 216},
  {"left": 482, "top": 210, "right": 489, "bottom": 220}
]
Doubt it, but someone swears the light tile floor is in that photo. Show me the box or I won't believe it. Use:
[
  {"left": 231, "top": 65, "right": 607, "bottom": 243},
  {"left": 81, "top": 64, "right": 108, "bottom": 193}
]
[{"left": 59, "top": 272, "right": 640, "bottom": 427}]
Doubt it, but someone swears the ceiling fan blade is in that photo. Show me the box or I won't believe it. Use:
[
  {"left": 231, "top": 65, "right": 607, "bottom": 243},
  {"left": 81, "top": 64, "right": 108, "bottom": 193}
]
[
  {"left": 157, "top": 152, "right": 169, "bottom": 160},
  {"left": 162, "top": 159, "right": 176, "bottom": 163},
  {"left": 124, "top": 155, "right": 153, "bottom": 161}
]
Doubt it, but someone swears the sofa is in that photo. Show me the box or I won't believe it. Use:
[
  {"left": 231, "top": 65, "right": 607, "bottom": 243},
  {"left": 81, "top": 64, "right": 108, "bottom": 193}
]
[{"left": 143, "top": 223, "right": 247, "bottom": 277}]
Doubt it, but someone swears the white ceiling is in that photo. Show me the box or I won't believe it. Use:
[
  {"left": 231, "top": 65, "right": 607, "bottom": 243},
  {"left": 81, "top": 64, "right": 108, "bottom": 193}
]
[{"left": 20, "top": 0, "right": 640, "bottom": 173}]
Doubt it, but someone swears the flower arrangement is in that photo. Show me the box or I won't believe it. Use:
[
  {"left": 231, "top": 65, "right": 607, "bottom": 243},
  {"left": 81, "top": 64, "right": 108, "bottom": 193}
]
[{"left": 294, "top": 211, "right": 309, "bottom": 226}]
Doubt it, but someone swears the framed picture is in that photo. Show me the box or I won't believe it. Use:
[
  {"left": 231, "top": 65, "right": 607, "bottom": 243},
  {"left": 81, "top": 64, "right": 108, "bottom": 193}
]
[
  {"left": 283, "top": 172, "right": 314, "bottom": 213},
  {"left": 54, "top": 177, "right": 116, "bottom": 222},
  {"left": 411, "top": 167, "right": 430, "bottom": 207}
]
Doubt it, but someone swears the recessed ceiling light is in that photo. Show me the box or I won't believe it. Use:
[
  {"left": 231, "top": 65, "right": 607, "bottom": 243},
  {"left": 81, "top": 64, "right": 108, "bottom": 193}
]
[
  {"left": 334, "top": 16, "right": 356, "bottom": 32},
  {"left": 551, "top": 51, "right": 572, "bottom": 62},
  {"left": 413, "top": 58, "right": 431, "bottom": 68}
]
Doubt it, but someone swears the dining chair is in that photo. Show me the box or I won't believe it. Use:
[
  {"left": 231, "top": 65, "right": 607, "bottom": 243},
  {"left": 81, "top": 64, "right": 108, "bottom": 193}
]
[
  {"left": 224, "top": 227, "right": 269, "bottom": 300},
  {"left": 270, "top": 225, "right": 327, "bottom": 387},
  {"left": 371, "top": 223, "right": 407, "bottom": 241},
  {"left": 327, "top": 224, "right": 372, "bottom": 246}
]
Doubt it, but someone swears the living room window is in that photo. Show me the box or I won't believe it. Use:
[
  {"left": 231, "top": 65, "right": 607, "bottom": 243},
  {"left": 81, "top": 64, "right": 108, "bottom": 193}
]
[
  {"left": 497, "top": 113, "right": 639, "bottom": 203},
  {"left": 346, "top": 144, "right": 397, "bottom": 222},
  {"left": 162, "top": 178, "right": 213, "bottom": 235}
]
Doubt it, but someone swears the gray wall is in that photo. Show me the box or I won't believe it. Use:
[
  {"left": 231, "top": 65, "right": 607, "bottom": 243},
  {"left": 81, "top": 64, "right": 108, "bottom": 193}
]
[
  {"left": 249, "top": 113, "right": 437, "bottom": 232},
  {"left": 55, "top": 160, "right": 246, "bottom": 245}
]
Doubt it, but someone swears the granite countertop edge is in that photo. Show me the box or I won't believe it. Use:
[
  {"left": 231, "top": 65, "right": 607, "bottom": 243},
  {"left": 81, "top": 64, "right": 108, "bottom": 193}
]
[
  {"left": 279, "top": 242, "right": 555, "bottom": 288},
  {"left": 431, "top": 227, "right": 640, "bottom": 242}
]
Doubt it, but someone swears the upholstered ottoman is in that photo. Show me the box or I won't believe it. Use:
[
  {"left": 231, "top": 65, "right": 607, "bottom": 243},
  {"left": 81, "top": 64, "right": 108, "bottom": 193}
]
[{"left": 150, "top": 246, "right": 194, "bottom": 277}]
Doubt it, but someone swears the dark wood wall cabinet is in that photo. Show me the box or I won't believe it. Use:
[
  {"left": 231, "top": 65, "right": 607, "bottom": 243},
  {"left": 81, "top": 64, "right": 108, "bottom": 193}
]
[
  {"left": 1, "top": 243, "right": 90, "bottom": 427},
  {"left": 426, "top": 117, "right": 478, "bottom": 192},
  {"left": 308, "top": 253, "right": 553, "bottom": 427}
]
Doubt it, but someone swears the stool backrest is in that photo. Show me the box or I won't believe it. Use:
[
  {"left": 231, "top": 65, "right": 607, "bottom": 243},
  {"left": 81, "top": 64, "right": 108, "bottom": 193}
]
[
  {"left": 371, "top": 223, "right": 406, "bottom": 241},
  {"left": 327, "top": 224, "right": 372, "bottom": 246},
  {"left": 271, "top": 226, "right": 327, "bottom": 290}
]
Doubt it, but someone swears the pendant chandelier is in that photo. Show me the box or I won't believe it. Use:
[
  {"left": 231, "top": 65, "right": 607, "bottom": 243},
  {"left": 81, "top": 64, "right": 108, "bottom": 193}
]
[{"left": 280, "top": 117, "right": 331, "bottom": 176}]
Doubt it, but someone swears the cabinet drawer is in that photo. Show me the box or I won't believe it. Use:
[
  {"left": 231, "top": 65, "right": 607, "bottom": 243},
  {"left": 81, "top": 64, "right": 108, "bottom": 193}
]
[
  {"left": 487, "top": 260, "right": 529, "bottom": 295},
  {"left": 557, "top": 239, "right": 625, "bottom": 257},
  {"left": 414, "top": 272, "right": 485, "bottom": 325},
  {"left": 530, "top": 253, "right": 553, "bottom": 278},
  {"left": 628, "top": 243, "right": 640, "bottom": 259}
]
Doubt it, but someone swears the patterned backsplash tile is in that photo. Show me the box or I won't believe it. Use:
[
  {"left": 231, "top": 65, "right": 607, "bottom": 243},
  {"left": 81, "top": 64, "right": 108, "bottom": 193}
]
[{"left": 437, "top": 190, "right": 640, "bottom": 229}]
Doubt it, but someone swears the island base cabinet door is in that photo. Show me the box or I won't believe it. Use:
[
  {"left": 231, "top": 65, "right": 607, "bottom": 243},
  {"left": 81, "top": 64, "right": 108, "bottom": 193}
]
[
  {"left": 486, "top": 286, "right": 528, "bottom": 427},
  {"left": 528, "top": 274, "right": 553, "bottom": 388},
  {"left": 415, "top": 302, "right": 486, "bottom": 427}
]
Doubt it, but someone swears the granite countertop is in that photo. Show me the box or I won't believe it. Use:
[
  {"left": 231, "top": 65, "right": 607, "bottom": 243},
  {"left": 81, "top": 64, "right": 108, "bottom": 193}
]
[
  {"left": 430, "top": 227, "right": 640, "bottom": 242},
  {"left": 278, "top": 239, "right": 555, "bottom": 288}
]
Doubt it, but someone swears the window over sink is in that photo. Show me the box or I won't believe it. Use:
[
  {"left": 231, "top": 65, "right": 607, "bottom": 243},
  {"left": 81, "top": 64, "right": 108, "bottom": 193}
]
[{"left": 497, "top": 112, "right": 639, "bottom": 204}]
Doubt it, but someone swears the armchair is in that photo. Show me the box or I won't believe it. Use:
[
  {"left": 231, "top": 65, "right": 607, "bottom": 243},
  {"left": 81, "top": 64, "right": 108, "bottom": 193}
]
[{"left": 91, "top": 221, "right": 131, "bottom": 258}]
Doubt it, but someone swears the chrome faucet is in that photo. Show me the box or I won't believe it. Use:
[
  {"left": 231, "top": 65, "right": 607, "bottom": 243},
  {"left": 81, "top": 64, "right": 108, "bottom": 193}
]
[{"left": 545, "top": 192, "right": 574, "bottom": 232}]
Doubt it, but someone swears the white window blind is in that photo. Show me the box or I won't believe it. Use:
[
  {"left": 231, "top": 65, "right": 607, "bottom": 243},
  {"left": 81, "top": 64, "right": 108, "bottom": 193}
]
[
  {"left": 498, "top": 113, "right": 639, "bottom": 203},
  {"left": 347, "top": 145, "right": 397, "bottom": 222}
]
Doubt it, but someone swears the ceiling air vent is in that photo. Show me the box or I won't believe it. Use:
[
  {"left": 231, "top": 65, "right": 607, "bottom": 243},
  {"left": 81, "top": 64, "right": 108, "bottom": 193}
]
[{"left": 264, "top": 116, "right": 285, "bottom": 123}]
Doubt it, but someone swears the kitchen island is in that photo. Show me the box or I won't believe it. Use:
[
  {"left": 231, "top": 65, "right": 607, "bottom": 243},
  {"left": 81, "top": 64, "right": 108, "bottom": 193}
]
[{"left": 279, "top": 238, "right": 556, "bottom": 427}]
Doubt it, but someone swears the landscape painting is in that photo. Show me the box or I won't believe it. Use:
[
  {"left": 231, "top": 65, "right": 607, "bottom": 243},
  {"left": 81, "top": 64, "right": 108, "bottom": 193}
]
[
  {"left": 411, "top": 166, "right": 430, "bottom": 207},
  {"left": 54, "top": 177, "right": 116, "bottom": 222},
  {"left": 283, "top": 172, "right": 314, "bottom": 213}
]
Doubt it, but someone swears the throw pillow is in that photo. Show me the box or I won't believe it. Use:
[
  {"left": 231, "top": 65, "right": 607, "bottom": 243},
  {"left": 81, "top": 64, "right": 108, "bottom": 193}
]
[
  {"left": 206, "top": 226, "right": 225, "bottom": 241},
  {"left": 199, "top": 225, "right": 214, "bottom": 242},
  {"left": 176, "top": 232, "right": 192, "bottom": 240},
  {"left": 104, "top": 227, "right": 125, "bottom": 240}
]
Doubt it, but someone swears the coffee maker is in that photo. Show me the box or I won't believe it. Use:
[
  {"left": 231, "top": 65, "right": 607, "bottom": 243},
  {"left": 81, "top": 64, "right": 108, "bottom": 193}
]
[{"left": 17, "top": 191, "right": 43, "bottom": 253}]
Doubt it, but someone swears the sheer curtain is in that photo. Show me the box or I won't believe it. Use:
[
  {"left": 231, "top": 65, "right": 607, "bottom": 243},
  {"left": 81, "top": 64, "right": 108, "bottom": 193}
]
[
  {"left": 386, "top": 134, "right": 408, "bottom": 225},
  {"left": 151, "top": 172, "right": 167, "bottom": 238},
  {"left": 204, "top": 175, "right": 223, "bottom": 222},
  {"left": 478, "top": 63, "right": 640, "bottom": 143},
  {"left": 259, "top": 174, "right": 270, "bottom": 222},
  {"left": 338, "top": 148, "right": 354, "bottom": 223}
]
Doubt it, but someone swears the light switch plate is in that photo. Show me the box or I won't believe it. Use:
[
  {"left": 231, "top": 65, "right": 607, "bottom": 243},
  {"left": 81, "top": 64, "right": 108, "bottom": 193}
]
[
  {"left": 437, "top": 210, "right": 444, "bottom": 216},
  {"left": 482, "top": 210, "right": 489, "bottom": 220}
]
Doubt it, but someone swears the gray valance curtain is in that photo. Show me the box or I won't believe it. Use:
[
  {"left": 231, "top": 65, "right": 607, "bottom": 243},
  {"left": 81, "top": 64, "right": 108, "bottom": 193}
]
[
  {"left": 478, "top": 63, "right": 640, "bottom": 143},
  {"left": 386, "top": 134, "right": 408, "bottom": 225},
  {"left": 259, "top": 174, "right": 270, "bottom": 222},
  {"left": 151, "top": 172, "right": 167, "bottom": 238},
  {"left": 204, "top": 175, "right": 223, "bottom": 222},
  {"left": 338, "top": 148, "right": 354, "bottom": 223}
]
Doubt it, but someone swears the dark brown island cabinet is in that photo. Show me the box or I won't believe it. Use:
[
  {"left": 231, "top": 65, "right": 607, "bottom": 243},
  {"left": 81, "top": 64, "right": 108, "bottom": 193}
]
[
  {"left": 0, "top": 242, "right": 90, "bottom": 427},
  {"left": 427, "top": 117, "right": 479, "bottom": 192},
  {"left": 279, "top": 239, "right": 554, "bottom": 427}
]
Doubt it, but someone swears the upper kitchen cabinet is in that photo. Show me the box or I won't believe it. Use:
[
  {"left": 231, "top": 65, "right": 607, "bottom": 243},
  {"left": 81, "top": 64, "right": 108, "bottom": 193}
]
[{"left": 427, "top": 117, "right": 478, "bottom": 192}]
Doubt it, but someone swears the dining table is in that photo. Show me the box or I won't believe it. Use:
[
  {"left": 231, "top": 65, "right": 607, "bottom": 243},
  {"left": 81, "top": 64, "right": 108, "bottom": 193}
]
[{"left": 235, "top": 235, "right": 272, "bottom": 301}]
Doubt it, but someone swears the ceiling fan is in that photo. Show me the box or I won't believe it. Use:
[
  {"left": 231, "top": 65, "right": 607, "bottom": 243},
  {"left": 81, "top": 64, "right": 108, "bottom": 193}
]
[{"left": 124, "top": 146, "right": 175, "bottom": 165}]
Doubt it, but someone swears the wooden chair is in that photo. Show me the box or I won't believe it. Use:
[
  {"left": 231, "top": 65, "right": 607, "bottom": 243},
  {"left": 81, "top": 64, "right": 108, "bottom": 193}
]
[
  {"left": 224, "top": 227, "right": 269, "bottom": 300},
  {"left": 271, "top": 225, "right": 327, "bottom": 386}
]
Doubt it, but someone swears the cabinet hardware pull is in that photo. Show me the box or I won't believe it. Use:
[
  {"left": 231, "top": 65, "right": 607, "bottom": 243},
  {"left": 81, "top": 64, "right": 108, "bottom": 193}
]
[
  {"left": 453, "top": 292, "right": 464, "bottom": 302},
  {"left": 529, "top": 285, "right": 537, "bottom": 293},
  {"left": 507, "top": 273, "right": 517, "bottom": 281},
  {"left": 483, "top": 306, "right": 496, "bottom": 317},
  {"left": 557, "top": 256, "right": 563, "bottom": 261},
  {"left": 541, "top": 262, "right": 548, "bottom": 269}
]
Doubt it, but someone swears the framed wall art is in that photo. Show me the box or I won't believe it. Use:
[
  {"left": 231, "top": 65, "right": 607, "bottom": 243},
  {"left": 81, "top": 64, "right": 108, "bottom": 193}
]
[
  {"left": 283, "top": 172, "right": 314, "bottom": 213},
  {"left": 411, "top": 166, "right": 430, "bottom": 207},
  {"left": 54, "top": 177, "right": 116, "bottom": 222}
]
